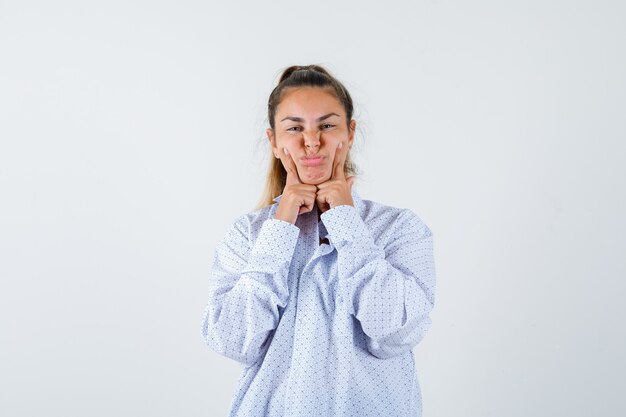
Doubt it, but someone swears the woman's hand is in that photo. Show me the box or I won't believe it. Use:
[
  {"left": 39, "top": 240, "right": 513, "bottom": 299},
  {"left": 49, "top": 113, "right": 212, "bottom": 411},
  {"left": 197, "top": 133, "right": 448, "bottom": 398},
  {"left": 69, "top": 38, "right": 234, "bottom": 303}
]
[
  {"left": 274, "top": 147, "right": 318, "bottom": 225},
  {"left": 315, "top": 141, "right": 355, "bottom": 213}
]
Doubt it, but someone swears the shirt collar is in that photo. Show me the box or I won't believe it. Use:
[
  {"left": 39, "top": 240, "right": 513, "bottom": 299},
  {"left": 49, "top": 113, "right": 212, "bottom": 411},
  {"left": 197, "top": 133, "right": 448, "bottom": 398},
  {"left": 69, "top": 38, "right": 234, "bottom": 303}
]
[{"left": 272, "top": 186, "right": 365, "bottom": 214}]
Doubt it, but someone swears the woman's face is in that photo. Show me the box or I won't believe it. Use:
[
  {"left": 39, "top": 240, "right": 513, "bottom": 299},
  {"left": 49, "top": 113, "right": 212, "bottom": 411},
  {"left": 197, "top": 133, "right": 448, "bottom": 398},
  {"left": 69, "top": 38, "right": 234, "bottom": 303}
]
[{"left": 267, "top": 87, "right": 356, "bottom": 185}]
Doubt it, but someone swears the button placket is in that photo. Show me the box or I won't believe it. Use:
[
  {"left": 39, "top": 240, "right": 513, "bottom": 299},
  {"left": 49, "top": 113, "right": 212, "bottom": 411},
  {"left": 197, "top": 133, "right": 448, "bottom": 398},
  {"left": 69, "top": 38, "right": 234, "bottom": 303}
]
[{"left": 284, "top": 207, "right": 319, "bottom": 411}]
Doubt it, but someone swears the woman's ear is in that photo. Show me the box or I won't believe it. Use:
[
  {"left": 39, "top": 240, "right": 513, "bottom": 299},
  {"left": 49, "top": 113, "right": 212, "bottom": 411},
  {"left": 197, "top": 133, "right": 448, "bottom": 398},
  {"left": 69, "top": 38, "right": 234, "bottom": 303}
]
[
  {"left": 266, "top": 128, "right": 278, "bottom": 157},
  {"left": 348, "top": 120, "right": 356, "bottom": 148}
]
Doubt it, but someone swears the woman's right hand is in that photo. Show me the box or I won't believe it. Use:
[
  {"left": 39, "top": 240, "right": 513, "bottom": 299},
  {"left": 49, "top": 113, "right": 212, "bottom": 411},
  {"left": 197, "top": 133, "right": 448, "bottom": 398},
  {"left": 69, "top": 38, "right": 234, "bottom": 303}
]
[{"left": 274, "top": 147, "right": 318, "bottom": 225}]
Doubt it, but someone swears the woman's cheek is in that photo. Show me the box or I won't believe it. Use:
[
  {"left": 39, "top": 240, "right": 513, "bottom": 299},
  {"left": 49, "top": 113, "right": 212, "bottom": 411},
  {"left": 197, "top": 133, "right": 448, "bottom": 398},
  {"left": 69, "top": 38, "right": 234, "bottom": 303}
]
[{"left": 277, "top": 139, "right": 295, "bottom": 155}]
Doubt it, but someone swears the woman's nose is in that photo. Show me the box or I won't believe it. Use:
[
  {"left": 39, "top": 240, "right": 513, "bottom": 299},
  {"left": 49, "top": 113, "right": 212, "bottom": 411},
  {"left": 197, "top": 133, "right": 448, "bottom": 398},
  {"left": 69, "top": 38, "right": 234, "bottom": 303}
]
[{"left": 303, "top": 130, "right": 321, "bottom": 149}]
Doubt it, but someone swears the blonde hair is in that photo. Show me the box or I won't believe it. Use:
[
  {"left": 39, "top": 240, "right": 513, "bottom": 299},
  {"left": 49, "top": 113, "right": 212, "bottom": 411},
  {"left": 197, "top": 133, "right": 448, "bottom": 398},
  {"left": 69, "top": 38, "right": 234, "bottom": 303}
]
[{"left": 254, "top": 64, "right": 360, "bottom": 211}]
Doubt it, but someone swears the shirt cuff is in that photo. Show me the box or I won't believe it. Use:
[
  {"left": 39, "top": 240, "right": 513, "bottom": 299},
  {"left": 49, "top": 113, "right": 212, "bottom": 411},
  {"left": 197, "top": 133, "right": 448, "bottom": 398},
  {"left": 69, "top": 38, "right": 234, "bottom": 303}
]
[
  {"left": 320, "top": 204, "right": 374, "bottom": 246},
  {"left": 249, "top": 218, "right": 300, "bottom": 263}
]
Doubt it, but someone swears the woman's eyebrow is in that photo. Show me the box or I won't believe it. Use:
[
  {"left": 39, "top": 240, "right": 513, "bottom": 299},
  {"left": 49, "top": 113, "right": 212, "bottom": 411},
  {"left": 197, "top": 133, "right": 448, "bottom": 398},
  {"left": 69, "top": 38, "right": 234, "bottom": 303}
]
[{"left": 280, "top": 112, "right": 340, "bottom": 123}]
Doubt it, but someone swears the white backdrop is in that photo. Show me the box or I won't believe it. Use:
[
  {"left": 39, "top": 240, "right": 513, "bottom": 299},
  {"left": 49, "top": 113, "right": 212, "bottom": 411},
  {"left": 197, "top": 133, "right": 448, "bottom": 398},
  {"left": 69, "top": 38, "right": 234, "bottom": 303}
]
[{"left": 1, "top": 1, "right": 625, "bottom": 416}]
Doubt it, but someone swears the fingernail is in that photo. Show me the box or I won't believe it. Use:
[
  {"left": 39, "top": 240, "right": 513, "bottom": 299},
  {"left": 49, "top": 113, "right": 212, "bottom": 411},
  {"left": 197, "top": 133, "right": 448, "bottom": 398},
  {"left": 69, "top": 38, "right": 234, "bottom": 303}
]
[
  {"left": 338, "top": 142, "right": 342, "bottom": 149},
  {"left": 284, "top": 148, "right": 289, "bottom": 155}
]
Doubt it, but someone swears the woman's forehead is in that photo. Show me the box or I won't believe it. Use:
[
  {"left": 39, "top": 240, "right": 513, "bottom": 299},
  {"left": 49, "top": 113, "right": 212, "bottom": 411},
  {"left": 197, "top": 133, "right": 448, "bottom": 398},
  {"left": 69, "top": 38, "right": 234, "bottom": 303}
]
[{"left": 277, "top": 87, "right": 344, "bottom": 118}]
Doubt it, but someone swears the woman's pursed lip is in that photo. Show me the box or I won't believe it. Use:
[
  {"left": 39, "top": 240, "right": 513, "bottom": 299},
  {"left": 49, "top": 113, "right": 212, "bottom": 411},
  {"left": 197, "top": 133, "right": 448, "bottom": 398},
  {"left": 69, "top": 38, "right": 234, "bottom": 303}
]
[{"left": 300, "top": 156, "right": 324, "bottom": 166}]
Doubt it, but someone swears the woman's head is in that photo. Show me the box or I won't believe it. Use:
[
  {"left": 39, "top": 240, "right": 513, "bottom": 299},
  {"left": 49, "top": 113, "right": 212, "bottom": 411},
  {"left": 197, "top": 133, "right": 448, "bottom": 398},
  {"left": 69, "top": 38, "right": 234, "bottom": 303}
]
[
  {"left": 267, "top": 65, "right": 354, "bottom": 132},
  {"left": 257, "top": 65, "right": 359, "bottom": 209}
]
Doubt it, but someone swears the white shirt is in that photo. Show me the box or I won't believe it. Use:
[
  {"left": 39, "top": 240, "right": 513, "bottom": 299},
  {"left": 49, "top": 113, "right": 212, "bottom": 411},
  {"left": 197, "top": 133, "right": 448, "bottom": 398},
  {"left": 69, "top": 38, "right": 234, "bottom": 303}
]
[{"left": 201, "top": 187, "right": 436, "bottom": 416}]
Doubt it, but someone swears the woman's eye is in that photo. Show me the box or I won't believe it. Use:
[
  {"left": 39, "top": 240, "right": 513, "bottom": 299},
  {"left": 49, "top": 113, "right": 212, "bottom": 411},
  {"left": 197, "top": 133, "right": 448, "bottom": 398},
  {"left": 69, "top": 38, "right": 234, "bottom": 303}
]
[
  {"left": 287, "top": 126, "right": 301, "bottom": 132},
  {"left": 321, "top": 124, "right": 335, "bottom": 129}
]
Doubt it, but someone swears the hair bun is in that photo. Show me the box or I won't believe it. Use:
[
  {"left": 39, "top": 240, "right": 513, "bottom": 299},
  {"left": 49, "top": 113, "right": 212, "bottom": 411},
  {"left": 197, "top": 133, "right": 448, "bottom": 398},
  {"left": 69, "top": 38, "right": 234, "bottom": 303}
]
[{"left": 278, "top": 64, "right": 331, "bottom": 83}]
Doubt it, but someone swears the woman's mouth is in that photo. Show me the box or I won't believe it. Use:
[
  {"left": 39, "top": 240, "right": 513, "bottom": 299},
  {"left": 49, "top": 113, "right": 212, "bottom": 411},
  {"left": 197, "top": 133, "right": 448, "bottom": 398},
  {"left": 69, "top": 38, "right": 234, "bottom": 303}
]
[{"left": 300, "top": 156, "right": 324, "bottom": 166}]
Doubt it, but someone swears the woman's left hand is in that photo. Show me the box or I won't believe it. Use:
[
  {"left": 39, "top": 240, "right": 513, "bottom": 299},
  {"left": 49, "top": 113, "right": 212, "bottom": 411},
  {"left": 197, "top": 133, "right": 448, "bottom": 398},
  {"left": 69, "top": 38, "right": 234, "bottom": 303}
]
[{"left": 316, "top": 141, "right": 355, "bottom": 213}]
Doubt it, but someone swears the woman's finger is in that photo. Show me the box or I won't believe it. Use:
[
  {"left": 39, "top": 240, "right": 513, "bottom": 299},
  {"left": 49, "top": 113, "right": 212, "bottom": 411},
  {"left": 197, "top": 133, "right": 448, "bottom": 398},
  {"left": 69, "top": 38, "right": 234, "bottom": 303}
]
[
  {"left": 331, "top": 141, "right": 346, "bottom": 181},
  {"left": 280, "top": 147, "right": 302, "bottom": 185}
]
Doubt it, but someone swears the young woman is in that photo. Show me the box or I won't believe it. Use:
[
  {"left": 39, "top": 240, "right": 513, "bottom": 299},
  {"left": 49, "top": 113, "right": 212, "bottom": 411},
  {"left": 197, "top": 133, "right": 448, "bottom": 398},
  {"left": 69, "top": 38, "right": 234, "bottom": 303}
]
[{"left": 201, "top": 65, "right": 436, "bottom": 417}]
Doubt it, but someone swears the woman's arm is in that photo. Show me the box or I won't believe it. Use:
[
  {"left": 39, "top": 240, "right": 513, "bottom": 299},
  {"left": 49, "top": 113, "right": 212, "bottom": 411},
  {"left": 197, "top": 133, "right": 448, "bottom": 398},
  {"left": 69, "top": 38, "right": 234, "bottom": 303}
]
[
  {"left": 200, "top": 216, "right": 300, "bottom": 367},
  {"left": 321, "top": 206, "right": 436, "bottom": 360}
]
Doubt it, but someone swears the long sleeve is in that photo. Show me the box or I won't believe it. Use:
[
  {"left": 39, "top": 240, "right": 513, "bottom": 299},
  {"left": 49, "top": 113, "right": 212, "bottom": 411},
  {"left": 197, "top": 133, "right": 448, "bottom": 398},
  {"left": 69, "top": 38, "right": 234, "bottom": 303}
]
[
  {"left": 321, "top": 205, "right": 436, "bottom": 360},
  {"left": 200, "top": 216, "right": 300, "bottom": 367}
]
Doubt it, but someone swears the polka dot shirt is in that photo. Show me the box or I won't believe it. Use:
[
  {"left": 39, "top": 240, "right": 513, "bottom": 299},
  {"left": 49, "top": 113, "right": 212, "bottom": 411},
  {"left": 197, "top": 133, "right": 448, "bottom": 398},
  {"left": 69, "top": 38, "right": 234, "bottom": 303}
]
[{"left": 201, "top": 187, "right": 436, "bottom": 416}]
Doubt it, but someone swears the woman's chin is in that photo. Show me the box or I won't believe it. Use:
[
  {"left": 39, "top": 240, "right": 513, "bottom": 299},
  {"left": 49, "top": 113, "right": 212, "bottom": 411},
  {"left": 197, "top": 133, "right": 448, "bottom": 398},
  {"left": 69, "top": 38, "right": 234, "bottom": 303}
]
[{"left": 298, "top": 169, "right": 331, "bottom": 185}]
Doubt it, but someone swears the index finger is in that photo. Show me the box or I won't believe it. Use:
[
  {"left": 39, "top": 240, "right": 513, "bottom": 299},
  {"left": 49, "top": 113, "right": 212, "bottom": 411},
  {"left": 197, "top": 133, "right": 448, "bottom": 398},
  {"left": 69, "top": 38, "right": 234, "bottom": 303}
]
[
  {"left": 331, "top": 141, "right": 347, "bottom": 181},
  {"left": 279, "top": 147, "right": 302, "bottom": 185}
]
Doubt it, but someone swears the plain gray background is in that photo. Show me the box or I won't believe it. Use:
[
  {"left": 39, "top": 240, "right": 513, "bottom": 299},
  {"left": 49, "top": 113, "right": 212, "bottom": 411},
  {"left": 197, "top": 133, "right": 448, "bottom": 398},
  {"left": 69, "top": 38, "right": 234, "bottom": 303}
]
[{"left": 1, "top": 1, "right": 624, "bottom": 416}]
